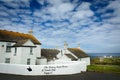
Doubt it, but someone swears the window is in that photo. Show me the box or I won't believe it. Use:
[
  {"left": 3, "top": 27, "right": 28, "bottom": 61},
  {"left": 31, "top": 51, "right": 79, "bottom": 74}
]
[
  {"left": 6, "top": 46, "right": 11, "bottom": 52},
  {"left": 14, "top": 47, "right": 17, "bottom": 56},
  {"left": 5, "top": 58, "right": 10, "bottom": 63},
  {"left": 27, "top": 58, "right": 31, "bottom": 65},
  {"left": 6, "top": 43, "right": 11, "bottom": 52},
  {"left": 30, "top": 47, "right": 33, "bottom": 55}
]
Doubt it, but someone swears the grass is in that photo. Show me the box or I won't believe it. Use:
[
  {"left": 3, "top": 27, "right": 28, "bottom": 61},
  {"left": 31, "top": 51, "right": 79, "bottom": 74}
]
[{"left": 87, "top": 65, "right": 120, "bottom": 74}]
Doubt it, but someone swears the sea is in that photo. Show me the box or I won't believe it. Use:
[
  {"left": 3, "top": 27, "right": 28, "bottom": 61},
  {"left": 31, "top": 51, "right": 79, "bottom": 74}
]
[{"left": 88, "top": 53, "right": 120, "bottom": 58}]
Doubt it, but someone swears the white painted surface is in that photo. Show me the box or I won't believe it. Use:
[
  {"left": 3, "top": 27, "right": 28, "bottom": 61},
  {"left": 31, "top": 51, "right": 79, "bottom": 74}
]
[
  {"left": 58, "top": 54, "right": 71, "bottom": 61},
  {"left": 80, "top": 57, "right": 90, "bottom": 65},
  {"left": 23, "top": 40, "right": 34, "bottom": 46},
  {"left": 57, "top": 49, "right": 90, "bottom": 66},
  {"left": 0, "top": 41, "right": 89, "bottom": 75},
  {"left": 0, "top": 42, "right": 16, "bottom": 63},
  {"left": 21, "top": 47, "right": 36, "bottom": 65},
  {"left": 57, "top": 49, "right": 77, "bottom": 61},
  {"left": 11, "top": 47, "right": 22, "bottom": 64},
  {"left": 37, "top": 58, "right": 47, "bottom": 65},
  {"left": 0, "top": 61, "right": 86, "bottom": 75},
  {"left": 0, "top": 41, "right": 41, "bottom": 65},
  {"left": 35, "top": 45, "right": 41, "bottom": 57},
  {"left": 54, "top": 61, "right": 87, "bottom": 71}
]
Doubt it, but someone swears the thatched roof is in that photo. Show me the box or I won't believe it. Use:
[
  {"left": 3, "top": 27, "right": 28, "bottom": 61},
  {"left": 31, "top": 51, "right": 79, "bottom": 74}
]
[
  {"left": 68, "top": 48, "right": 89, "bottom": 58},
  {"left": 0, "top": 30, "right": 41, "bottom": 45},
  {"left": 41, "top": 49, "right": 60, "bottom": 60},
  {"left": 65, "top": 54, "right": 77, "bottom": 61}
]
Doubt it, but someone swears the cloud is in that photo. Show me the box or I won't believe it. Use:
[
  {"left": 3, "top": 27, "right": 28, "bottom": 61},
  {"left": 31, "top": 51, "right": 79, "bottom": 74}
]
[
  {"left": 106, "top": 1, "right": 120, "bottom": 23},
  {"left": 0, "top": 0, "right": 120, "bottom": 53},
  {"left": 72, "top": 10, "right": 94, "bottom": 19}
]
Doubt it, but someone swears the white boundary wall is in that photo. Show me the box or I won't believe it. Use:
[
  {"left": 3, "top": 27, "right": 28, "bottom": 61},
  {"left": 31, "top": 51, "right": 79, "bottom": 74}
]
[{"left": 0, "top": 61, "right": 86, "bottom": 75}]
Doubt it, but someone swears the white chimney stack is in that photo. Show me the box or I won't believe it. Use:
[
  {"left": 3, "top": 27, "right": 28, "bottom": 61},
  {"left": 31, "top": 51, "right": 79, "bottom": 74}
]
[
  {"left": 64, "top": 41, "right": 68, "bottom": 50},
  {"left": 77, "top": 44, "right": 80, "bottom": 49},
  {"left": 28, "top": 29, "right": 33, "bottom": 35}
]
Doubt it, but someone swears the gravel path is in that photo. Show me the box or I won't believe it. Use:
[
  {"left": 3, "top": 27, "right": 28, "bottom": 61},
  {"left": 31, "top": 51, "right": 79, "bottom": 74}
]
[{"left": 0, "top": 72, "right": 120, "bottom": 80}]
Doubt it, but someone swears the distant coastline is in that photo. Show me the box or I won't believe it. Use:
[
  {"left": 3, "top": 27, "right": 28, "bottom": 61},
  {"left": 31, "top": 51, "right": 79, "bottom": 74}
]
[{"left": 88, "top": 53, "right": 120, "bottom": 57}]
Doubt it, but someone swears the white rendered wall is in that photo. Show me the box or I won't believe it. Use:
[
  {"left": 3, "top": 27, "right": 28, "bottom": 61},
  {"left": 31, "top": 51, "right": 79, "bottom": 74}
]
[
  {"left": 57, "top": 49, "right": 77, "bottom": 61},
  {"left": 0, "top": 42, "right": 16, "bottom": 63},
  {"left": 0, "top": 41, "right": 41, "bottom": 65},
  {"left": 0, "top": 42, "right": 6, "bottom": 54},
  {"left": 0, "top": 61, "right": 86, "bottom": 75},
  {"left": 11, "top": 47, "right": 22, "bottom": 64},
  {"left": 23, "top": 40, "right": 34, "bottom": 46},
  {"left": 80, "top": 57, "right": 90, "bottom": 65},
  {"left": 0, "top": 42, "right": 6, "bottom": 63},
  {"left": 37, "top": 58, "right": 47, "bottom": 65},
  {"left": 21, "top": 47, "right": 36, "bottom": 65},
  {"left": 57, "top": 55, "right": 71, "bottom": 61},
  {"left": 34, "top": 44, "right": 41, "bottom": 57},
  {"left": 58, "top": 49, "right": 90, "bottom": 66},
  {"left": 20, "top": 40, "right": 41, "bottom": 65}
]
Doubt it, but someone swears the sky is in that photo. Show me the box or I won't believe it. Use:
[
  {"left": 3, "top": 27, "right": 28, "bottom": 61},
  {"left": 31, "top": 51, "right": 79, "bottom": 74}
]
[{"left": 0, "top": 0, "right": 120, "bottom": 53}]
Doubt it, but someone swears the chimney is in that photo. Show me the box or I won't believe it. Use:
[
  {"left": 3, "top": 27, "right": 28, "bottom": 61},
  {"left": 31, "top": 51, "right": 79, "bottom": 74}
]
[
  {"left": 77, "top": 44, "right": 80, "bottom": 49},
  {"left": 28, "top": 29, "right": 33, "bottom": 35},
  {"left": 64, "top": 41, "right": 68, "bottom": 50}
]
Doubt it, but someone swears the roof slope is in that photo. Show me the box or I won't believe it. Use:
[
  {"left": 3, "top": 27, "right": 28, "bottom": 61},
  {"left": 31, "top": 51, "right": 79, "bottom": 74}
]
[
  {"left": 13, "top": 39, "right": 28, "bottom": 47},
  {"left": 68, "top": 48, "right": 89, "bottom": 58},
  {"left": 0, "top": 30, "right": 41, "bottom": 44},
  {"left": 12, "top": 39, "right": 36, "bottom": 47},
  {"left": 41, "top": 49, "right": 60, "bottom": 60},
  {"left": 65, "top": 54, "right": 77, "bottom": 60}
]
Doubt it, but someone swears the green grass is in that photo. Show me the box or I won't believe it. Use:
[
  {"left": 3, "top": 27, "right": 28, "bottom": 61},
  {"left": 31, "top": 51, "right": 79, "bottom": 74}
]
[{"left": 87, "top": 65, "right": 120, "bottom": 74}]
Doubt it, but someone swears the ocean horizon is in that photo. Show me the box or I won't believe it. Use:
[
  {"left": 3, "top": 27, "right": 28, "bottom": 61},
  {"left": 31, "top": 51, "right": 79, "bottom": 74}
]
[{"left": 88, "top": 53, "right": 120, "bottom": 57}]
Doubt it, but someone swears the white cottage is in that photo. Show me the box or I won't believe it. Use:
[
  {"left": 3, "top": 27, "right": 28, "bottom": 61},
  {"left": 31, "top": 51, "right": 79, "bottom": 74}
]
[
  {"left": 57, "top": 42, "right": 90, "bottom": 65},
  {"left": 0, "top": 30, "right": 90, "bottom": 75},
  {"left": 0, "top": 30, "right": 90, "bottom": 66},
  {"left": 0, "top": 30, "right": 41, "bottom": 65},
  {"left": 39, "top": 42, "right": 90, "bottom": 65}
]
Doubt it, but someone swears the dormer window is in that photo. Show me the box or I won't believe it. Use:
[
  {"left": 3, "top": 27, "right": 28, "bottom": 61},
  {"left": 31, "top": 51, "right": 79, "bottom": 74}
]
[{"left": 6, "top": 42, "right": 11, "bottom": 52}]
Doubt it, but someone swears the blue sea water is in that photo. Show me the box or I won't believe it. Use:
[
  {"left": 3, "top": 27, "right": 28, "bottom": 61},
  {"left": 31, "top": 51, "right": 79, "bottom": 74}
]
[{"left": 88, "top": 53, "right": 120, "bottom": 57}]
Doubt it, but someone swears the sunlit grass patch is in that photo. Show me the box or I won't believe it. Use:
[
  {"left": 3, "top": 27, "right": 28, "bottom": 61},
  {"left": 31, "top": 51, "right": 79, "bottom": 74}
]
[{"left": 87, "top": 65, "right": 120, "bottom": 74}]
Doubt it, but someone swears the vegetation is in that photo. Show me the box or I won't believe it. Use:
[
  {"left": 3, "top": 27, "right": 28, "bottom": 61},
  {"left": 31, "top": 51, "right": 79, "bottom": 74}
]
[
  {"left": 91, "top": 57, "right": 120, "bottom": 65},
  {"left": 87, "top": 57, "right": 120, "bottom": 74},
  {"left": 87, "top": 65, "right": 120, "bottom": 74}
]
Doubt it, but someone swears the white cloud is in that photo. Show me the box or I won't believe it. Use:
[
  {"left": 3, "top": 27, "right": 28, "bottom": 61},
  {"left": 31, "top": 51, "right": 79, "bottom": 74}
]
[
  {"left": 77, "top": 2, "right": 91, "bottom": 10},
  {"left": 101, "top": 0, "right": 120, "bottom": 24},
  {"left": 0, "top": 0, "right": 120, "bottom": 53},
  {"left": 0, "top": 11, "right": 9, "bottom": 16},
  {"left": 72, "top": 10, "right": 94, "bottom": 19},
  {"left": 57, "top": 3, "right": 74, "bottom": 13}
]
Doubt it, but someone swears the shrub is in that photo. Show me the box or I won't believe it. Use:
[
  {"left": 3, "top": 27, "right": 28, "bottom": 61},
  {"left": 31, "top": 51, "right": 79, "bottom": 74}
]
[{"left": 91, "top": 57, "right": 120, "bottom": 65}]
